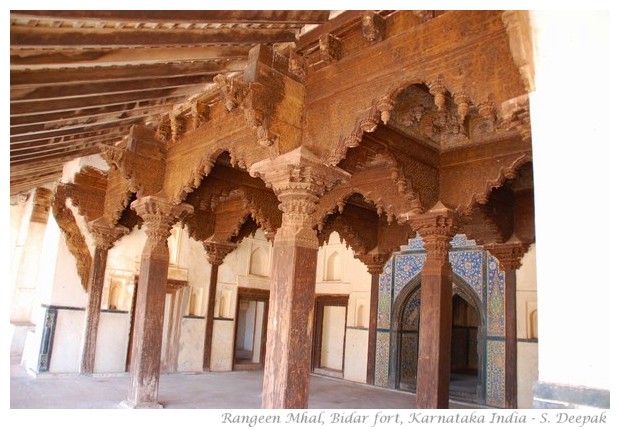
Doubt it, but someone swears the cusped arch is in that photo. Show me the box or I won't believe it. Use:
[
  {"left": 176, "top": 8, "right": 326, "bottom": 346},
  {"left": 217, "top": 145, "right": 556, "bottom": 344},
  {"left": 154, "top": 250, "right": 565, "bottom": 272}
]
[{"left": 467, "top": 154, "right": 533, "bottom": 212}]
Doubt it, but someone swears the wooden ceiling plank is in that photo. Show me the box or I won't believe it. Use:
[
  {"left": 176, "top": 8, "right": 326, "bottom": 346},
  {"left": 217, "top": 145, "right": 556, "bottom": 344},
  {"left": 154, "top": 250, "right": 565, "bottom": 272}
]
[
  {"left": 11, "top": 27, "right": 297, "bottom": 48},
  {"left": 11, "top": 129, "right": 130, "bottom": 148},
  {"left": 11, "top": 46, "right": 250, "bottom": 70},
  {"left": 11, "top": 145, "right": 110, "bottom": 166},
  {"left": 11, "top": 117, "right": 142, "bottom": 142},
  {"left": 10, "top": 101, "right": 172, "bottom": 128},
  {"left": 11, "top": 10, "right": 330, "bottom": 24},
  {"left": 11, "top": 60, "right": 245, "bottom": 87},
  {"left": 10, "top": 88, "right": 198, "bottom": 116},
  {"left": 11, "top": 74, "right": 216, "bottom": 102}
]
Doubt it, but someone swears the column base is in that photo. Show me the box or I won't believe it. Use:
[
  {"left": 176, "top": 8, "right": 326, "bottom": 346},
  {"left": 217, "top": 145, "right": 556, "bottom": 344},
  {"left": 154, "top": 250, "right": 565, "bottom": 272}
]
[{"left": 119, "top": 399, "right": 164, "bottom": 409}]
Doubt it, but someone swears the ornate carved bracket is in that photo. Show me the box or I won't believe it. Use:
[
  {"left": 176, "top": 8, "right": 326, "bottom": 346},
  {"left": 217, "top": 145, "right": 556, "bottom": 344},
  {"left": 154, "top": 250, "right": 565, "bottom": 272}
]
[
  {"left": 250, "top": 147, "right": 350, "bottom": 248},
  {"left": 31, "top": 187, "right": 52, "bottom": 224},
  {"left": 203, "top": 240, "right": 237, "bottom": 266},
  {"left": 362, "top": 11, "right": 386, "bottom": 43},
  {"left": 317, "top": 33, "right": 343, "bottom": 68},
  {"left": 52, "top": 183, "right": 92, "bottom": 291},
  {"left": 485, "top": 236, "right": 528, "bottom": 271},
  {"left": 501, "top": 94, "right": 531, "bottom": 143},
  {"left": 214, "top": 73, "right": 249, "bottom": 113},
  {"left": 407, "top": 202, "right": 461, "bottom": 261},
  {"left": 88, "top": 217, "right": 129, "bottom": 250},
  {"left": 356, "top": 249, "right": 391, "bottom": 275},
  {"left": 131, "top": 196, "right": 193, "bottom": 246}
]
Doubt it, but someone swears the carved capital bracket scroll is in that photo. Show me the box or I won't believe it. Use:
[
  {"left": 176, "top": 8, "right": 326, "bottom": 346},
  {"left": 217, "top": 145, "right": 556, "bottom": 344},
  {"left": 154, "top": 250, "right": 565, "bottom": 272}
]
[
  {"left": 406, "top": 202, "right": 461, "bottom": 263},
  {"left": 203, "top": 240, "right": 237, "bottom": 266},
  {"left": 250, "top": 147, "right": 351, "bottom": 248},
  {"left": 131, "top": 196, "right": 193, "bottom": 250},
  {"left": 88, "top": 217, "right": 129, "bottom": 251},
  {"left": 485, "top": 236, "right": 528, "bottom": 271},
  {"left": 356, "top": 249, "right": 391, "bottom": 275}
]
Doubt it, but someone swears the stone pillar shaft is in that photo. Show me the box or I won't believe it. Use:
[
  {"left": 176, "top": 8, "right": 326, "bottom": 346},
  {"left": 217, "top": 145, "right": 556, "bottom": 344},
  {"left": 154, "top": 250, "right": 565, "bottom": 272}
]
[
  {"left": 123, "top": 197, "right": 192, "bottom": 408},
  {"left": 261, "top": 190, "right": 319, "bottom": 409},
  {"left": 409, "top": 206, "right": 459, "bottom": 409},
  {"left": 203, "top": 263, "right": 220, "bottom": 371},
  {"left": 80, "top": 246, "right": 109, "bottom": 374},
  {"left": 80, "top": 221, "right": 127, "bottom": 375}
]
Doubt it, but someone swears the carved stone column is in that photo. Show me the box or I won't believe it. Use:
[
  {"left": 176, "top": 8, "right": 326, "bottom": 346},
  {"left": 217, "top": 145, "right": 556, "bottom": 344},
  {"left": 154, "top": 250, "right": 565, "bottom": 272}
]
[
  {"left": 250, "top": 147, "right": 349, "bottom": 409},
  {"left": 486, "top": 237, "right": 527, "bottom": 409},
  {"left": 121, "top": 196, "right": 192, "bottom": 409},
  {"left": 80, "top": 219, "right": 128, "bottom": 374},
  {"left": 202, "top": 240, "right": 237, "bottom": 372},
  {"left": 409, "top": 203, "right": 460, "bottom": 409},
  {"left": 356, "top": 251, "right": 390, "bottom": 385}
]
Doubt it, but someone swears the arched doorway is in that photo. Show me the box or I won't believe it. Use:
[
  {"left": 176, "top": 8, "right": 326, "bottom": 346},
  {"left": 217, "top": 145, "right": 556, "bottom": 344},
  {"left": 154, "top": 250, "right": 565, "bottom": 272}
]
[{"left": 393, "top": 276, "right": 485, "bottom": 404}]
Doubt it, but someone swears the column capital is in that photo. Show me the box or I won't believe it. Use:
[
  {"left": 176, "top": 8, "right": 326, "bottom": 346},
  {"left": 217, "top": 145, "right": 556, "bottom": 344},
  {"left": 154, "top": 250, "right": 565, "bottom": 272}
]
[
  {"left": 485, "top": 237, "right": 528, "bottom": 271},
  {"left": 249, "top": 146, "right": 350, "bottom": 199},
  {"left": 88, "top": 218, "right": 129, "bottom": 250},
  {"left": 250, "top": 147, "right": 350, "bottom": 248},
  {"left": 203, "top": 240, "right": 237, "bottom": 266},
  {"left": 131, "top": 196, "right": 193, "bottom": 242},
  {"left": 356, "top": 250, "right": 391, "bottom": 275},
  {"left": 408, "top": 202, "right": 461, "bottom": 260}
]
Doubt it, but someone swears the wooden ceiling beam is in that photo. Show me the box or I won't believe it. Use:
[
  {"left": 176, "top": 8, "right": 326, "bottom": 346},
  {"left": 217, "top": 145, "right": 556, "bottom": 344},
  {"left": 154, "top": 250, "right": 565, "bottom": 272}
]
[
  {"left": 11, "top": 73, "right": 216, "bottom": 102},
  {"left": 11, "top": 10, "right": 330, "bottom": 24},
  {"left": 11, "top": 46, "right": 250, "bottom": 69},
  {"left": 10, "top": 87, "right": 198, "bottom": 116},
  {"left": 11, "top": 128, "right": 130, "bottom": 149},
  {"left": 11, "top": 118, "right": 141, "bottom": 143},
  {"left": 10, "top": 102, "right": 171, "bottom": 129},
  {"left": 11, "top": 60, "right": 245, "bottom": 87},
  {"left": 297, "top": 10, "right": 365, "bottom": 51},
  {"left": 11, "top": 163, "right": 64, "bottom": 177},
  {"left": 11, "top": 142, "right": 115, "bottom": 165},
  {"left": 11, "top": 27, "right": 297, "bottom": 48}
]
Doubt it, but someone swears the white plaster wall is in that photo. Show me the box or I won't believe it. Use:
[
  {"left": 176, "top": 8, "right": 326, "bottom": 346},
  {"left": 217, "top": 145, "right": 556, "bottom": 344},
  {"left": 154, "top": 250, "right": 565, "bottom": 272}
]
[
  {"left": 518, "top": 342, "right": 539, "bottom": 408},
  {"left": 210, "top": 319, "right": 235, "bottom": 371},
  {"left": 344, "top": 328, "right": 369, "bottom": 383},
  {"left": 516, "top": 244, "right": 539, "bottom": 408},
  {"left": 48, "top": 309, "right": 84, "bottom": 373},
  {"left": 94, "top": 311, "right": 130, "bottom": 373},
  {"left": 177, "top": 317, "right": 206, "bottom": 372},
  {"left": 529, "top": 11, "right": 609, "bottom": 390},
  {"left": 320, "top": 306, "right": 346, "bottom": 370}
]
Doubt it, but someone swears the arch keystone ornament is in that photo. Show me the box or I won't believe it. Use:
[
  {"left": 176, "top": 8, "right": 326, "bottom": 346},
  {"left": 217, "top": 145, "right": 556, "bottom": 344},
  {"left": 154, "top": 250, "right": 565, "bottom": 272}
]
[
  {"left": 407, "top": 202, "right": 461, "bottom": 408},
  {"left": 121, "top": 196, "right": 192, "bottom": 409},
  {"left": 249, "top": 147, "right": 349, "bottom": 408}
]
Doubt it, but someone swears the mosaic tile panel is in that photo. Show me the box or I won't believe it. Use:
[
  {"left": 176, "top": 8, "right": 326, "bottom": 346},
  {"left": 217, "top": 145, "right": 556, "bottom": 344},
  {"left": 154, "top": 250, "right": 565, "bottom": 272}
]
[
  {"left": 379, "top": 258, "right": 392, "bottom": 293},
  {"left": 487, "top": 255, "right": 506, "bottom": 337},
  {"left": 375, "top": 331, "right": 391, "bottom": 387},
  {"left": 404, "top": 234, "right": 425, "bottom": 250},
  {"left": 450, "top": 234, "right": 478, "bottom": 248},
  {"left": 449, "top": 250, "right": 483, "bottom": 300},
  {"left": 486, "top": 339, "right": 506, "bottom": 408},
  {"left": 377, "top": 291, "right": 392, "bottom": 330},
  {"left": 394, "top": 254, "right": 425, "bottom": 299},
  {"left": 401, "top": 289, "right": 421, "bottom": 330}
]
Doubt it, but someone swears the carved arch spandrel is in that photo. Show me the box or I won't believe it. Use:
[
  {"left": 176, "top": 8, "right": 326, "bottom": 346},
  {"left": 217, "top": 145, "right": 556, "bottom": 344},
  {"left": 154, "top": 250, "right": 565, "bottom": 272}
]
[
  {"left": 304, "top": 11, "right": 525, "bottom": 167},
  {"left": 162, "top": 108, "right": 272, "bottom": 205},
  {"left": 443, "top": 151, "right": 533, "bottom": 214},
  {"left": 102, "top": 164, "right": 133, "bottom": 227},
  {"left": 64, "top": 166, "right": 107, "bottom": 224},
  {"left": 51, "top": 183, "right": 92, "bottom": 292}
]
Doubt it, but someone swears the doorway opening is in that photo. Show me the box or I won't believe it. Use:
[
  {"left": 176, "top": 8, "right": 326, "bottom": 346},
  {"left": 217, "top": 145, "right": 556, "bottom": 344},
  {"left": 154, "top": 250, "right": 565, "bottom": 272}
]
[
  {"left": 233, "top": 287, "right": 269, "bottom": 370},
  {"left": 395, "top": 280, "right": 484, "bottom": 403},
  {"left": 313, "top": 295, "right": 348, "bottom": 378}
]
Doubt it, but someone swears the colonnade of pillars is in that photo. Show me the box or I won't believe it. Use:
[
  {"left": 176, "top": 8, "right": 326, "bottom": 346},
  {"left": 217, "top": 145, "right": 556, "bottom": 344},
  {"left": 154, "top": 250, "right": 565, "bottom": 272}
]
[{"left": 77, "top": 164, "right": 525, "bottom": 409}]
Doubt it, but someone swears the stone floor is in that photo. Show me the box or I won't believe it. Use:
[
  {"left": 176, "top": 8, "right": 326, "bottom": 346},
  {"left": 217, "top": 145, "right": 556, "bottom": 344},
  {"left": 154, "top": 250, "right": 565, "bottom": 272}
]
[{"left": 10, "top": 357, "right": 479, "bottom": 409}]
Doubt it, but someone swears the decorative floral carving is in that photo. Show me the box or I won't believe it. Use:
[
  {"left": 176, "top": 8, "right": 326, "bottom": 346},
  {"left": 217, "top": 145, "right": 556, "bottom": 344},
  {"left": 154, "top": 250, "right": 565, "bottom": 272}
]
[
  {"left": 214, "top": 74, "right": 248, "bottom": 112},
  {"left": 131, "top": 196, "right": 193, "bottom": 246},
  {"left": 203, "top": 240, "right": 237, "bottom": 266}
]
